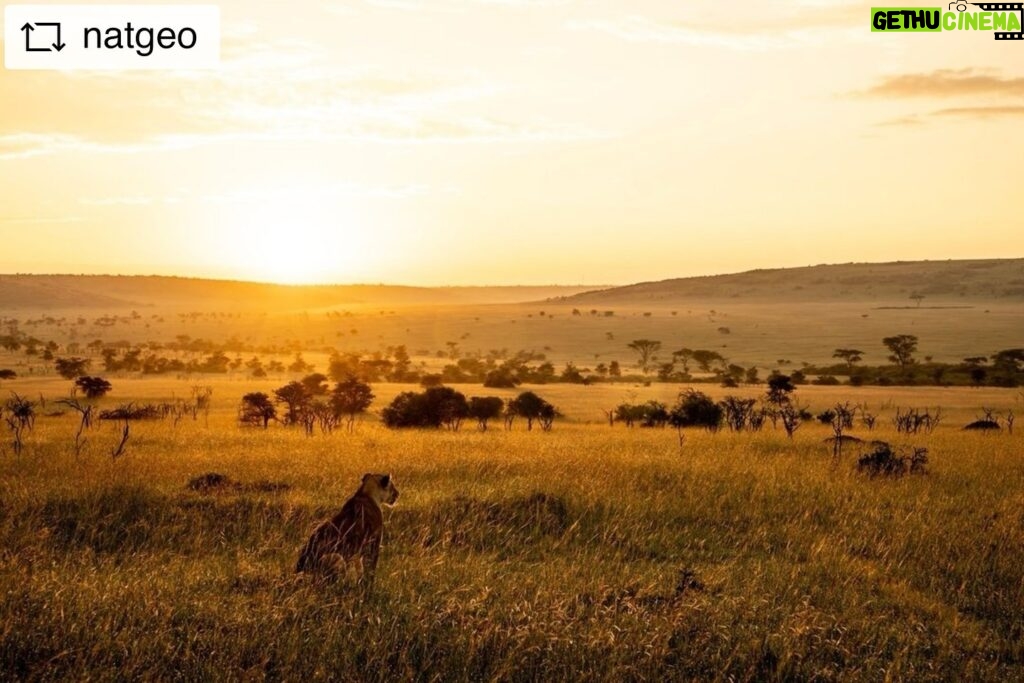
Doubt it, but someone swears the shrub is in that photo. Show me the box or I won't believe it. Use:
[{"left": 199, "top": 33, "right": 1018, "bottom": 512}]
[
  {"left": 669, "top": 390, "right": 722, "bottom": 432},
  {"left": 98, "top": 403, "right": 163, "bottom": 421},
  {"left": 613, "top": 402, "right": 668, "bottom": 428},
  {"left": 720, "top": 396, "right": 762, "bottom": 432},
  {"left": 857, "top": 443, "right": 928, "bottom": 477},
  {"left": 382, "top": 386, "right": 469, "bottom": 430},
  {"left": 483, "top": 367, "right": 520, "bottom": 389}
]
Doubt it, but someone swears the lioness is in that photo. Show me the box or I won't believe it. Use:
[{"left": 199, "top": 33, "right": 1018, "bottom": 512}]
[{"left": 296, "top": 473, "right": 399, "bottom": 583}]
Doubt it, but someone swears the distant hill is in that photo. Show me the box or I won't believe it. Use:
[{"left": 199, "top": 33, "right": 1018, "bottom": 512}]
[
  {"left": 0, "top": 275, "right": 603, "bottom": 310},
  {"left": 552, "top": 259, "right": 1024, "bottom": 305}
]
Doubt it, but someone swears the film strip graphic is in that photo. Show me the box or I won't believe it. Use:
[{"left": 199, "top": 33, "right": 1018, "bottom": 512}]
[{"left": 970, "top": 2, "right": 1024, "bottom": 39}]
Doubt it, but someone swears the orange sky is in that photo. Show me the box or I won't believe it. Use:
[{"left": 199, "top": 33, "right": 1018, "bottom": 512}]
[{"left": 1, "top": 1, "right": 1022, "bottom": 285}]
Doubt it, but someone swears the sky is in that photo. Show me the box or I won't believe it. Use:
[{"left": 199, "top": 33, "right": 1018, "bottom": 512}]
[{"left": 1, "top": 0, "right": 1022, "bottom": 285}]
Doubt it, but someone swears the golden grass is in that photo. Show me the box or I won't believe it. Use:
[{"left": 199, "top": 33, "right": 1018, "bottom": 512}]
[{"left": 1, "top": 378, "right": 1023, "bottom": 681}]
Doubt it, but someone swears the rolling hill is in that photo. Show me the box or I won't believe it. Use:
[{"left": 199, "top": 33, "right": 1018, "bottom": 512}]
[
  {"left": 552, "top": 259, "right": 1024, "bottom": 305},
  {"left": 0, "top": 275, "right": 602, "bottom": 311}
]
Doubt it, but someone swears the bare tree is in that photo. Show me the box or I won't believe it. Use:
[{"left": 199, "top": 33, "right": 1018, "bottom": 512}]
[
  {"left": 110, "top": 420, "right": 130, "bottom": 459},
  {"left": 57, "top": 398, "right": 94, "bottom": 457}
]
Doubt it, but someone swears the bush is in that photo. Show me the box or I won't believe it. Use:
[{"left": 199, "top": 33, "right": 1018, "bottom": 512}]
[
  {"left": 857, "top": 443, "right": 928, "bottom": 477},
  {"left": 382, "top": 386, "right": 469, "bottom": 430},
  {"left": 420, "top": 374, "right": 444, "bottom": 388},
  {"left": 483, "top": 368, "right": 520, "bottom": 389},
  {"left": 669, "top": 390, "right": 722, "bottom": 431},
  {"left": 613, "top": 402, "right": 668, "bottom": 428},
  {"left": 99, "top": 403, "right": 163, "bottom": 421}
]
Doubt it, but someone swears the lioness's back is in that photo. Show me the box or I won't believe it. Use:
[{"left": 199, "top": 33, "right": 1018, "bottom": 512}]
[{"left": 296, "top": 473, "right": 399, "bottom": 580}]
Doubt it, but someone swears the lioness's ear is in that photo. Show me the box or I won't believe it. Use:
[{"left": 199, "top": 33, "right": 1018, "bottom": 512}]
[
  {"left": 380, "top": 474, "right": 391, "bottom": 488},
  {"left": 362, "top": 473, "right": 372, "bottom": 483}
]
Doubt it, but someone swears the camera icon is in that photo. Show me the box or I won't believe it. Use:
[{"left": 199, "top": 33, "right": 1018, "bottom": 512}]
[{"left": 948, "top": 1, "right": 969, "bottom": 10}]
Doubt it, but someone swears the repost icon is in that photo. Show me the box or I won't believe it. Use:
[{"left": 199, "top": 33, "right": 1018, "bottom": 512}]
[
  {"left": 20, "top": 21, "right": 66, "bottom": 52},
  {"left": 4, "top": 4, "right": 220, "bottom": 70}
]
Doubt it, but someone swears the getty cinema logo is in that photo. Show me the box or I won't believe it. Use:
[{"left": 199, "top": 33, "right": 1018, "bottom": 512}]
[{"left": 872, "top": 2, "right": 1024, "bottom": 40}]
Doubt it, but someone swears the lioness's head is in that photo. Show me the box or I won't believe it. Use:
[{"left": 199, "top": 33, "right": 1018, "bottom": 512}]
[{"left": 361, "top": 473, "right": 400, "bottom": 506}]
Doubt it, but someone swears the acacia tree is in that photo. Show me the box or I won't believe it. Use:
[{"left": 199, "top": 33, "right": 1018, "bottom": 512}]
[
  {"left": 627, "top": 340, "right": 661, "bottom": 375},
  {"left": 468, "top": 396, "right": 504, "bottom": 431},
  {"left": 507, "top": 391, "right": 557, "bottom": 431},
  {"left": 832, "top": 348, "right": 864, "bottom": 373},
  {"left": 691, "top": 349, "right": 725, "bottom": 374},
  {"left": 239, "top": 392, "right": 276, "bottom": 428},
  {"left": 673, "top": 348, "right": 695, "bottom": 375},
  {"left": 883, "top": 335, "right": 918, "bottom": 369},
  {"left": 274, "top": 381, "right": 312, "bottom": 426},
  {"left": 330, "top": 376, "right": 375, "bottom": 430},
  {"left": 55, "top": 357, "right": 90, "bottom": 380},
  {"left": 766, "top": 373, "right": 795, "bottom": 407},
  {"left": 300, "top": 373, "right": 330, "bottom": 396},
  {"left": 75, "top": 376, "right": 112, "bottom": 399}
]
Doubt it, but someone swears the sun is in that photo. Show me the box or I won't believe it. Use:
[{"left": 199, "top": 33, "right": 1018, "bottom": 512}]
[{"left": 209, "top": 191, "right": 371, "bottom": 285}]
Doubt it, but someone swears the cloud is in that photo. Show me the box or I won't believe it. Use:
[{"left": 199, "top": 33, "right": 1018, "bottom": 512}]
[
  {"left": 1, "top": 117, "right": 603, "bottom": 161},
  {"left": 874, "top": 115, "right": 924, "bottom": 127},
  {"left": 860, "top": 69, "right": 1024, "bottom": 99},
  {"left": 871, "top": 106, "right": 1024, "bottom": 128},
  {"left": 0, "top": 215, "right": 86, "bottom": 225},
  {"left": 78, "top": 181, "right": 453, "bottom": 209},
  {"left": 0, "top": 56, "right": 605, "bottom": 161},
  {"left": 932, "top": 106, "right": 1024, "bottom": 119},
  {"left": 0, "top": 133, "right": 195, "bottom": 161},
  {"left": 862, "top": 69, "right": 1024, "bottom": 127}
]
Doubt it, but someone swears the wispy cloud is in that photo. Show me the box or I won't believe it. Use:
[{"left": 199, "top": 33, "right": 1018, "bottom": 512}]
[
  {"left": 932, "top": 106, "right": 1024, "bottom": 119},
  {"left": 862, "top": 69, "right": 1024, "bottom": 127},
  {"left": 76, "top": 181, "right": 457, "bottom": 213},
  {"left": 874, "top": 115, "right": 924, "bottom": 127},
  {"left": 860, "top": 69, "right": 1024, "bottom": 99},
  {"left": 0, "top": 215, "right": 86, "bottom": 225}
]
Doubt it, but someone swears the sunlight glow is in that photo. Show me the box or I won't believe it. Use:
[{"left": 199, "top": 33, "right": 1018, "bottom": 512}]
[{"left": 212, "top": 193, "right": 369, "bottom": 285}]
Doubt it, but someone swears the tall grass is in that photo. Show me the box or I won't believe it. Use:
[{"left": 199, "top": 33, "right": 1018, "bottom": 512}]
[{"left": 1, "top": 380, "right": 1022, "bottom": 680}]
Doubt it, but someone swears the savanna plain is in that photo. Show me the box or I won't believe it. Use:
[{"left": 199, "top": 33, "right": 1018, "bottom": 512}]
[{"left": 2, "top": 271, "right": 1024, "bottom": 682}]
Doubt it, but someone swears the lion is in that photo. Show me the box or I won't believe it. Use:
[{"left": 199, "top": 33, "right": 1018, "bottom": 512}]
[{"left": 296, "top": 473, "right": 399, "bottom": 584}]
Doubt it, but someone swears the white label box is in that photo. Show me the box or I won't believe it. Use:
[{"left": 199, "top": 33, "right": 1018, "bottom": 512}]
[{"left": 4, "top": 4, "right": 220, "bottom": 70}]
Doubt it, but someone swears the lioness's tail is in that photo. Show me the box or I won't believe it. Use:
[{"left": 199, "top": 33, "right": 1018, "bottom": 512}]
[{"left": 295, "top": 532, "right": 321, "bottom": 573}]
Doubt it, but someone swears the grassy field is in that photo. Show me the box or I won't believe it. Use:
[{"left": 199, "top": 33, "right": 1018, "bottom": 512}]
[
  {"left": 2, "top": 377, "right": 1023, "bottom": 681},
  {"left": 5, "top": 299, "right": 1024, "bottom": 374}
]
